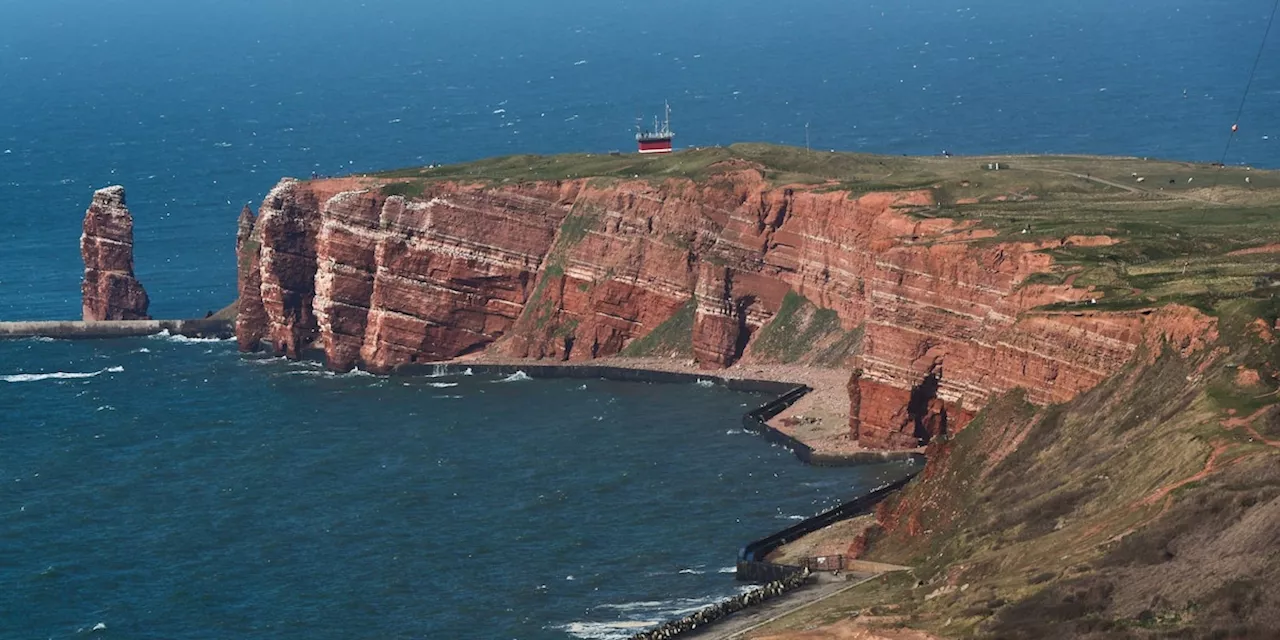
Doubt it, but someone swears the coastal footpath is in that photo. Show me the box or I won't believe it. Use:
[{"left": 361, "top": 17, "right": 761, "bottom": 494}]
[{"left": 229, "top": 145, "right": 1280, "bottom": 637}]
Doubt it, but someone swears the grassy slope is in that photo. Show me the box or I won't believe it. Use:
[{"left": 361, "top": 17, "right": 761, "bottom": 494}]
[
  {"left": 746, "top": 290, "right": 862, "bottom": 367},
  {"left": 752, "top": 298, "right": 1280, "bottom": 638}
]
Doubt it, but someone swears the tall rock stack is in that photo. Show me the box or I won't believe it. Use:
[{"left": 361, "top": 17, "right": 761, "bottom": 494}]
[
  {"left": 81, "top": 186, "right": 150, "bottom": 321},
  {"left": 235, "top": 204, "right": 267, "bottom": 352}
]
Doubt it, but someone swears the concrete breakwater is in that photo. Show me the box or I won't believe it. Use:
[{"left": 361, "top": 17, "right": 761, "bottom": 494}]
[
  {"left": 626, "top": 568, "right": 813, "bottom": 640},
  {"left": 0, "top": 318, "right": 235, "bottom": 340},
  {"left": 736, "top": 472, "right": 918, "bottom": 583}
]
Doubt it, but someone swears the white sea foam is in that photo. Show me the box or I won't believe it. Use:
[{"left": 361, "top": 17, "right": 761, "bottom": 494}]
[
  {"left": 724, "top": 428, "right": 744, "bottom": 435},
  {"left": 428, "top": 382, "right": 459, "bottom": 388},
  {"left": 2, "top": 366, "right": 123, "bottom": 383},
  {"left": 23, "top": 336, "right": 56, "bottom": 343},
  {"left": 595, "top": 594, "right": 727, "bottom": 616},
  {"left": 247, "top": 356, "right": 287, "bottom": 365},
  {"left": 677, "top": 567, "right": 704, "bottom": 575},
  {"left": 718, "top": 566, "right": 736, "bottom": 574},
  {"left": 557, "top": 620, "right": 652, "bottom": 640},
  {"left": 562, "top": 592, "right": 747, "bottom": 638},
  {"left": 132, "top": 347, "right": 151, "bottom": 354},
  {"left": 148, "top": 329, "right": 231, "bottom": 344},
  {"left": 496, "top": 371, "right": 531, "bottom": 383},
  {"left": 433, "top": 394, "right": 464, "bottom": 399},
  {"left": 694, "top": 379, "right": 716, "bottom": 388}
]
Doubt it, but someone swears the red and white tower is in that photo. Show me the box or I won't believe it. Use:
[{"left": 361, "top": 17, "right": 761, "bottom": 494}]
[{"left": 636, "top": 102, "right": 675, "bottom": 154}]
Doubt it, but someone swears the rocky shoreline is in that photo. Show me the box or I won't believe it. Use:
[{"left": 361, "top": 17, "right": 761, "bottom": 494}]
[{"left": 627, "top": 569, "right": 813, "bottom": 640}]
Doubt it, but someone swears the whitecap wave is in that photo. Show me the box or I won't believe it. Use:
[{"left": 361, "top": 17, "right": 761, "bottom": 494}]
[
  {"left": 563, "top": 592, "right": 742, "bottom": 637},
  {"left": 428, "top": 382, "right": 459, "bottom": 388},
  {"left": 718, "top": 566, "right": 737, "bottom": 574},
  {"left": 3, "top": 366, "right": 123, "bottom": 383},
  {"left": 246, "top": 356, "right": 287, "bottom": 365},
  {"left": 677, "top": 568, "right": 704, "bottom": 575},
  {"left": 595, "top": 594, "right": 729, "bottom": 616},
  {"left": 149, "top": 329, "right": 231, "bottom": 344},
  {"left": 557, "top": 620, "right": 652, "bottom": 640},
  {"left": 496, "top": 371, "right": 531, "bottom": 383},
  {"left": 694, "top": 379, "right": 716, "bottom": 388}
]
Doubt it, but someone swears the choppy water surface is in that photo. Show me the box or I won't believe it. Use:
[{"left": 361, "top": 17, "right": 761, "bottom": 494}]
[
  {"left": 1, "top": 336, "right": 910, "bottom": 639},
  {"left": 1, "top": 0, "right": 1276, "bottom": 319}
]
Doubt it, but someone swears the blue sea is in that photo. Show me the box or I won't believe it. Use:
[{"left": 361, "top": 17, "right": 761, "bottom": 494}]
[{"left": 0, "top": 1, "right": 1276, "bottom": 638}]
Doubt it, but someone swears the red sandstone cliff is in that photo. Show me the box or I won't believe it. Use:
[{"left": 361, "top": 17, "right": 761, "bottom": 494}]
[
  {"left": 81, "top": 185, "right": 150, "bottom": 321},
  {"left": 236, "top": 168, "right": 1156, "bottom": 449}
]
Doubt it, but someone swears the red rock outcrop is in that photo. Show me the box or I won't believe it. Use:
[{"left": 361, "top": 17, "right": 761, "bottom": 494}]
[
  {"left": 237, "top": 167, "right": 1163, "bottom": 448},
  {"left": 256, "top": 179, "right": 323, "bottom": 359},
  {"left": 235, "top": 204, "right": 266, "bottom": 351},
  {"left": 81, "top": 185, "right": 150, "bottom": 321}
]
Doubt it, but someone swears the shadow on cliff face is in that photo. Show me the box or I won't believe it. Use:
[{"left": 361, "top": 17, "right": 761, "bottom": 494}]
[
  {"left": 731, "top": 295, "right": 757, "bottom": 366},
  {"left": 907, "top": 372, "right": 946, "bottom": 446}
]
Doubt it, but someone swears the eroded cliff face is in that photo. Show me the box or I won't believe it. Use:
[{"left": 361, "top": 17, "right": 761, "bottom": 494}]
[
  {"left": 237, "top": 167, "right": 1160, "bottom": 449},
  {"left": 81, "top": 185, "right": 150, "bottom": 321}
]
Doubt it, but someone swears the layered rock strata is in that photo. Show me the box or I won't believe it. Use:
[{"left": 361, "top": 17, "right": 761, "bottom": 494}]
[
  {"left": 237, "top": 169, "right": 1156, "bottom": 449},
  {"left": 81, "top": 185, "right": 150, "bottom": 321}
]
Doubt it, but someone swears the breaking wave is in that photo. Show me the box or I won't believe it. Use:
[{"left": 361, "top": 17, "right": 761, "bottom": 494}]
[
  {"left": 560, "top": 590, "right": 759, "bottom": 639},
  {"left": 3, "top": 366, "right": 124, "bottom": 383},
  {"left": 557, "top": 620, "right": 652, "bottom": 640},
  {"left": 149, "top": 329, "right": 231, "bottom": 344},
  {"left": 694, "top": 379, "right": 716, "bottom": 388},
  {"left": 428, "top": 382, "right": 459, "bottom": 388},
  {"left": 496, "top": 371, "right": 531, "bottom": 383}
]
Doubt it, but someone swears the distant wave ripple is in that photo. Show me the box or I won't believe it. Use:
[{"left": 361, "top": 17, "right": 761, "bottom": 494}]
[{"left": 2, "top": 365, "right": 124, "bottom": 383}]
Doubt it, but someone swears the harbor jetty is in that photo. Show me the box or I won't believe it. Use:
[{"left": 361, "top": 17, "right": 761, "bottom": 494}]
[{"left": 0, "top": 318, "right": 234, "bottom": 341}]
